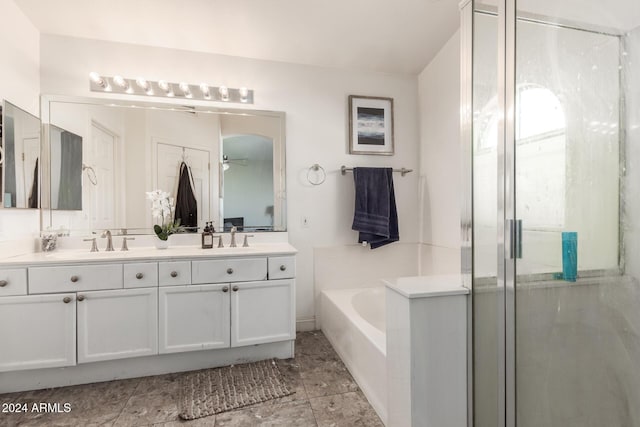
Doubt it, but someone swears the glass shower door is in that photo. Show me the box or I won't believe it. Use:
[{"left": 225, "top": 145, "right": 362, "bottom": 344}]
[
  {"left": 512, "top": 1, "right": 640, "bottom": 426},
  {"left": 471, "top": 5, "right": 501, "bottom": 427}
]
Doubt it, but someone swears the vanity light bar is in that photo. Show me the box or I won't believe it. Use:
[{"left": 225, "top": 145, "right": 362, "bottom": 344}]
[{"left": 88, "top": 73, "right": 254, "bottom": 104}]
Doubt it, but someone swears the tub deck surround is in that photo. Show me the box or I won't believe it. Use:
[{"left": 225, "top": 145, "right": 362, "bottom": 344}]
[
  {"left": 0, "top": 241, "right": 297, "bottom": 394},
  {"left": 321, "top": 275, "right": 469, "bottom": 427},
  {"left": 385, "top": 275, "right": 468, "bottom": 427},
  {"left": 382, "top": 273, "right": 468, "bottom": 298}
]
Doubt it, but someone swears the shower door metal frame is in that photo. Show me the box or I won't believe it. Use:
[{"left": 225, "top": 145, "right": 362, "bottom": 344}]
[
  {"left": 500, "top": 0, "right": 517, "bottom": 426},
  {"left": 459, "top": 2, "right": 474, "bottom": 427},
  {"left": 464, "top": 1, "right": 516, "bottom": 426}
]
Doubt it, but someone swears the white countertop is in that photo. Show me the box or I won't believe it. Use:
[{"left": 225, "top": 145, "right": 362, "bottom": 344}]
[
  {"left": 0, "top": 243, "right": 297, "bottom": 267},
  {"left": 382, "top": 274, "right": 469, "bottom": 299}
]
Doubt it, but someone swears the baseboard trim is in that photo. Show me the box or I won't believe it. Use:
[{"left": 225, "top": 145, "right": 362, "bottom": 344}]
[{"left": 296, "top": 317, "right": 316, "bottom": 332}]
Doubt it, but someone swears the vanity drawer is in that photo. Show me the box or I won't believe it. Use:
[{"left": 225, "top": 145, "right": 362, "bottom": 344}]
[
  {"left": 29, "top": 264, "right": 123, "bottom": 294},
  {"left": 192, "top": 258, "right": 267, "bottom": 284},
  {"left": 0, "top": 269, "right": 28, "bottom": 296},
  {"left": 159, "top": 261, "right": 191, "bottom": 286},
  {"left": 124, "top": 263, "right": 158, "bottom": 288},
  {"left": 268, "top": 256, "right": 296, "bottom": 280}
]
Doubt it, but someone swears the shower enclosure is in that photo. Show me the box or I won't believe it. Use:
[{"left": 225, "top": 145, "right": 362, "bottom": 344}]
[{"left": 463, "top": 0, "right": 640, "bottom": 425}]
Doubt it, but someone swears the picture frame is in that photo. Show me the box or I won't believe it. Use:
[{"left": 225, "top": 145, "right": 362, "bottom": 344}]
[{"left": 348, "top": 95, "right": 394, "bottom": 155}]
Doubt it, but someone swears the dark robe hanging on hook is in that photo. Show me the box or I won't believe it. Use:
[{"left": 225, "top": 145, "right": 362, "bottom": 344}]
[
  {"left": 28, "top": 158, "right": 38, "bottom": 208},
  {"left": 174, "top": 161, "right": 198, "bottom": 232}
]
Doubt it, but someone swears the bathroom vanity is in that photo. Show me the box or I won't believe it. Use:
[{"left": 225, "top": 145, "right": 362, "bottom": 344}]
[{"left": 0, "top": 243, "right": 296, "bottom": 393}]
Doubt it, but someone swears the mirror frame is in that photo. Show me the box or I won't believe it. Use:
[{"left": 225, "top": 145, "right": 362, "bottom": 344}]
[{"left": 40, "top": 94, "right": 287, "bottom": 235}]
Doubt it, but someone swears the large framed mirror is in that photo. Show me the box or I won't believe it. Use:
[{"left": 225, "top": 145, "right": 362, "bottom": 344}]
[
  {"left": 40, "top": 95, "right": 286, "bottom": 235},
  {"left": 0, "top": 100, "right": 41, "bottom": 209}
]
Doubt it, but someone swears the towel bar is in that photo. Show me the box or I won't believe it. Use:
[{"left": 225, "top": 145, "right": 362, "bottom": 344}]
[{"left": 340, "top": 165, "right": 413, "bottom": 177}]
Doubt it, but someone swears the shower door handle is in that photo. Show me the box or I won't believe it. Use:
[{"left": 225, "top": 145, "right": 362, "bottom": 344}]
[
  {"left": 514, "top": 219, "right": 523, "bottom": 259},
  {"left": 506, "top": 219, "right": 523, "bottom": 260}
]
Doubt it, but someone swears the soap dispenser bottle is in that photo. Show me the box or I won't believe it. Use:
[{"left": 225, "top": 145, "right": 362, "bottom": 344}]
[{"left": 202, "top": 222, "right": 213, "bottom": 249}]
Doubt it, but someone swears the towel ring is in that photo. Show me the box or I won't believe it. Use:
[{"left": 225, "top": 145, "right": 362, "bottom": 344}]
[
  {"left": 82, "top": 164, "right": 98, "bottom": 186},
  {"left": 307, "top": 164, "right": 326, "bottom": 186}
]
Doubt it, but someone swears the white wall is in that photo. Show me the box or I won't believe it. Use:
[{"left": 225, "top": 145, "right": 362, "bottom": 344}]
[
  {"left": 39, "top": 35, "right": 421, "bottom": 328},
  {"left": 418, "top": 30, "right": 462, "bottom": 274},
  {"left": 0, "top": 0, "right": 40, "bottom": 253}
]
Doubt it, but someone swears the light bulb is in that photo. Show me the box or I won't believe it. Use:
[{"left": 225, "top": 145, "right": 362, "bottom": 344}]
[
  {"left": 239, "top": 87, "right": 249, "bottom": 102},
  {"left": 219, "top": 86, "right": 229, "bottom": 101},
  {"left": 136, "top": 77, "right": 153, "bottom": 95},
  {"left": 89, "top": 72, "right": 102, "bottom": 84},
  {"left": 135, "top": 77, "right": 148, "bottom": 89},
  {"left": 200, "top": 83, "right": 211, "bottom": 99},
  {"left": 158, "top": 80, "right": 174, "bottom": 97},
  {"left": 89, "top": 72, "right": 109, "bottom": 90},
  {"left": 113, "top": 75, "right": 132, "bottom": 93},
  {"left": 179, "top": 82, "right": 192, "bottom": 98}
]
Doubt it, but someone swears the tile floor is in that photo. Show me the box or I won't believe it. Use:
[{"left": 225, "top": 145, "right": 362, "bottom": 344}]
[{"left": 0, "top": 331, "right": 383, "bottom": 427}]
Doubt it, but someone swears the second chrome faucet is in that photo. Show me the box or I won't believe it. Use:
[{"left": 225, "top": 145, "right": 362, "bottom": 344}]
[{"left": 102, "top": 230, "right": 114, "bottom": 251}]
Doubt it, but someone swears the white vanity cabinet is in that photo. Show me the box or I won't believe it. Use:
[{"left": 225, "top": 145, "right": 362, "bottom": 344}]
[
  {"left": 231, "top": 279, "right": 295, "bottom": 347},
  {"left": 161, "top": 257, "right": 296, "bottom": 352},
  {"left": 77, "top": 288, "right": 158, "bottom": 363},
  {"left": 0, "top": 293, "right": 76, "bottom": 372},
  {"left": 0, "top": 245, "right": 297, "bottom": 393},
  {"left": 158, "top": 284, "right": 230, "bottom": 353}
]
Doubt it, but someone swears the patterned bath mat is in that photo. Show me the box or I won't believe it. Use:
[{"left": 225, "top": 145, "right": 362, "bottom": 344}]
[{"left": 178, "top": 359, "right": 293, "bottom": 420}]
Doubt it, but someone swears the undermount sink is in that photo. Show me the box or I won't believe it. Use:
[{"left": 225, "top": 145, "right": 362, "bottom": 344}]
[{"left": 44, "top": 249, "right": 137, "bottom": 259}]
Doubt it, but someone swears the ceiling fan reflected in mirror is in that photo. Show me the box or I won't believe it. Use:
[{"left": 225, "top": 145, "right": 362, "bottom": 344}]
[{"left": 222, "top": 155, "right": 248, "bottom": 171}]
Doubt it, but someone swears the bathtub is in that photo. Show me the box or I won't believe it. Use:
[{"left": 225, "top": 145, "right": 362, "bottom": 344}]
[{"left": 321, "top": 287, "right": 387, "bottom": 424}]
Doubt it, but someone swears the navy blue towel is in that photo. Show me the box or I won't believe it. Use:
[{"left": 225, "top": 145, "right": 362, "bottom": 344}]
[{"left": 351, "top": 167, "right": 399, "bottom": 249}]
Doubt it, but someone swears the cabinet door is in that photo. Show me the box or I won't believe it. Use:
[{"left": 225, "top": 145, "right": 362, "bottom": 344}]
[
  {"left": 231, "top": 279, "right": 295, "bottom": 347},
  {"left": 77, "top": 288, "right": 158, "bottom": 363},
  {"left": 158, "top": 284, "right": 230, "bottom": 354},
  {"left": 0, "top": 294, "right": 76, "bottom": 372}
]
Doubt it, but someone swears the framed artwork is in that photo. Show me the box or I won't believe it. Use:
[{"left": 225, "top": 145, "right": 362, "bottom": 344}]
[{"left": 348, "top": 95, "right": 394, "bottom": 155}]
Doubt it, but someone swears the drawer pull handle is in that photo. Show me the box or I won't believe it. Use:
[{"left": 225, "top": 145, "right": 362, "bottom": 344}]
[
  {"left": 136, "top": 273, "right": 144, "bottom": 280},
  {"left": 232, "top": 285, "right": 239, "bottom": 292},
  {"left": 63, "top": 296, "right": 72, "bottom": 304},
  {"left": 222, "top": 286, "right": 229, "bottom": 293},
  {"left": 70, "top": 275, "right": 79, "bottom": 283},
  {"left": 170, "top": 271, "right": 178, "bottom": 278},
  {"left": 280, "top": 265, "right": 287, "bottom": 271},
  {"left": 0, "top": 280, "right": 7, "bottom": 287},
  {"left": 77, "top": 295, "right": 86, "bottom": 302},
  {"left": 227, "top": 268, "right": 234, "bottom": 275}
]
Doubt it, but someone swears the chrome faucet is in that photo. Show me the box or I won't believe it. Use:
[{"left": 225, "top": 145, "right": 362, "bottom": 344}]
[
  {"left": 230, "top": 226, "right": 238, "bottom": 248},
  {"left": 83, "top": 237, "right": 99, "bottom": 252},
  {"left": 121, "top": 237, "right": 135, "bottom": 251},
  {"left": 102, "top": 230, "right": 114, "bottom": 251}
]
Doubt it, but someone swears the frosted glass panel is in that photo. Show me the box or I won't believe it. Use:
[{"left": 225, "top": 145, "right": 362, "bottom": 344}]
[
  {"left": 514, "top": 2, "right": 640, "bottom": 426},
  {"left": 472, "top": 9, "right": 501, "bottom": 427}
]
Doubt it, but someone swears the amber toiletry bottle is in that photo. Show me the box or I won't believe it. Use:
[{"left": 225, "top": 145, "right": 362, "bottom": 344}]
[{"left": 202, "top": 222, "right": 213, "bottom": 249}]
